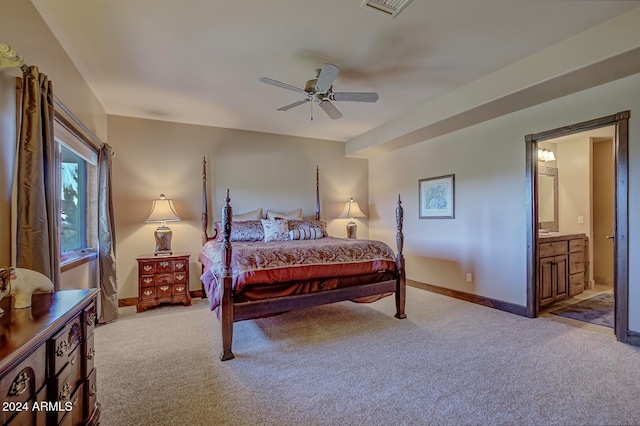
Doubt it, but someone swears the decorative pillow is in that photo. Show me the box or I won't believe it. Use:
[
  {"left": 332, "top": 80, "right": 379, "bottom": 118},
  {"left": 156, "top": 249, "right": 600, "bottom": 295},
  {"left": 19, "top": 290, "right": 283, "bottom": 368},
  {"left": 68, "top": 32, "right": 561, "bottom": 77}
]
[
  {"left": 214, "top": 220, "right": 264, "bottom": 242},
  {"left": 266, "top": 208, "right": 303, "bottom": 220},
  {"left": 289, "top": 228, "right": 324, "bottom": 240},
  {"left": 261, "top": 219, "right": 290, "bottom": 242},
  {"left": 288, "top": 220, "right": 328, "bottom": 237},
  {"left": 232, "top": 208, "right": 263, "bottom": 221}
]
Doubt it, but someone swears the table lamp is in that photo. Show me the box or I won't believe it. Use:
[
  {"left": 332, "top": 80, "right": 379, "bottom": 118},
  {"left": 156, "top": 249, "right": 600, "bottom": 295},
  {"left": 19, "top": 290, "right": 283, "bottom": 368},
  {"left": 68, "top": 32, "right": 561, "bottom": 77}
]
[
  {"left": 145, "top": 194, "right": 181, "bottom": 255},
  {"left": 338, "top": 197, "right": 366, "bottom": 239}
]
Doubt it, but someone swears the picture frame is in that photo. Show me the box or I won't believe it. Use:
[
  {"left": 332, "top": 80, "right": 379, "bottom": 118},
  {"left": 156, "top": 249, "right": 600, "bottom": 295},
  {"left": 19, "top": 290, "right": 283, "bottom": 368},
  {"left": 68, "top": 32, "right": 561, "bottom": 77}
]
[{"left": 419, "top": 174, "right": 455, "bottom": 219}]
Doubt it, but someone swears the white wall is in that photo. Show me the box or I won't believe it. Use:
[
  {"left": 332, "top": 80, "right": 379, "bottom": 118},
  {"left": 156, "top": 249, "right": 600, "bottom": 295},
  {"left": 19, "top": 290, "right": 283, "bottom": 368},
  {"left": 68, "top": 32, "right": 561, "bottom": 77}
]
[
  {"left": 369, "top": 74, "right": 640, "bottom": 333},
  {"left": 107, "top": 115, "right": 368, "bottom": 299}
]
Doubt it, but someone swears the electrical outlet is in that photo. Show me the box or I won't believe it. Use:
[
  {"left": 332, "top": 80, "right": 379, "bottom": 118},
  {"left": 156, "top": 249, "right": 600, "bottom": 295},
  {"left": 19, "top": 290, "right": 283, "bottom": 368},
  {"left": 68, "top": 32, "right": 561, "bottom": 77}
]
[
  {"left": 466, "top": 273, "right": 473, "bottom": 283},
  {"left": 578, "top": 216, "right": 584, "bottom": 224}
]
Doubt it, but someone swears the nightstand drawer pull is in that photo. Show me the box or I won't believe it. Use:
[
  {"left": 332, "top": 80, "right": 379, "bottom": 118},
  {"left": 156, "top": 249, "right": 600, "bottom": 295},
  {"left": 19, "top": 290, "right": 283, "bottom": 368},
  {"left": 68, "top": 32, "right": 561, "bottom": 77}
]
[
  {"left": 176, "top": 262, "right": 184, "bottom": 268},
  {"left": 176, "top": 274, "right": 185, "bottom": 280},
  {"left": 144, "top": 265, "right": 152, "bottom": 272},
  {"left": 144, "top": 278, "right": 153, "bottom": 284},
  {"left": 176, "top": 286, "right": 185, "bottom": 293},
  {"left": 160, "top": 285, "right": 169, "bottom": 291},
  {"left": 8, "top": 371, "right": 29, "bottom": 397},
  {"left": 144, "top": 290, "right": 153, "bottom": 297},
  {"left": 159, "top": 261, "right": 169, "bottom": 268}
]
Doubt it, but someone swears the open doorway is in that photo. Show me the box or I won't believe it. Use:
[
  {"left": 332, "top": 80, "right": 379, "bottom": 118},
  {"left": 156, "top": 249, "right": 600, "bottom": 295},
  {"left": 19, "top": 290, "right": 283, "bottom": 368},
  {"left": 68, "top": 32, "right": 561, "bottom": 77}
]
[{"left": 525, "top": 111, "right": 630, "bottom": 343}]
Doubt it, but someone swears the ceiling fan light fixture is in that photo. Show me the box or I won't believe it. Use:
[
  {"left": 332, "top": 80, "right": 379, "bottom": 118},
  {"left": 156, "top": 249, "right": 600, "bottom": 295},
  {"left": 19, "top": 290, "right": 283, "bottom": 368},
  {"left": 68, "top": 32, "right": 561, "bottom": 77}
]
[{"left": 360, "top": 0, "right": 413, "bottom": 18}]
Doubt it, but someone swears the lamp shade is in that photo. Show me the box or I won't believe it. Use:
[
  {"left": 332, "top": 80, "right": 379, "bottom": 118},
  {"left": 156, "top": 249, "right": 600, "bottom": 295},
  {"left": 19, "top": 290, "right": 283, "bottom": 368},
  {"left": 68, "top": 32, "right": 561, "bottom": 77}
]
[
  {"left": 338, "top": 198, "right": 366, "bottom": 219},
  {"left": 145, "top": 194, "right": 181, "bottom": 223}
]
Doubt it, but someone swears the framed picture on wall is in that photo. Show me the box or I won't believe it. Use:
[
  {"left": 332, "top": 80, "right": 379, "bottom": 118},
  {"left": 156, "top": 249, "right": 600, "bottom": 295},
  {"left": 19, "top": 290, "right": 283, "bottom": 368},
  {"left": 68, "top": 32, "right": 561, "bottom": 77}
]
[{"left": 419, "top": 174, "right": 455, "bottom": 219}]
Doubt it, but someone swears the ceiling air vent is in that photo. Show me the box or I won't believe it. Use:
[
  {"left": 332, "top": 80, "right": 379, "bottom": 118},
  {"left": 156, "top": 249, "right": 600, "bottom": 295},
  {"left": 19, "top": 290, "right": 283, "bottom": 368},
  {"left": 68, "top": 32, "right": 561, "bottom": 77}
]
[{"left": 360, "top": 0, "right": 413, "bottom": 18}]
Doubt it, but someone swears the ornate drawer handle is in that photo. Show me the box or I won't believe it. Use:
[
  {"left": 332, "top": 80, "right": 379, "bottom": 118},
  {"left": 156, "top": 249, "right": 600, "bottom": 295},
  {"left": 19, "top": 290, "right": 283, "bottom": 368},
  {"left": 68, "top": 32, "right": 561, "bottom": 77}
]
[
  {"left": 56, "top": 340, "right": 69, "bottom": 357},
  {"left": 70, "top": 354, "right": 78, "bottom": 366},
  {"left": 59, "top": 382, "right": 71, "bottom": 401},
  {"left": 89, "top": 383, "right": 98, "bottom": 397},
  {"left": 176, "top": 262, "right": 184, "bottom": 268},
  {"left": 176, "top": 274, "right": 184, "bottom": 280},
  {"left": 144, "top": 278, "right": 153, "bottom": 284},
  {"left": 87, "top": 313, "right": 97, "bottom": 326},
  {"left": 144, "top": 290, "right": 153, "bottom": 296},
  {"left": 176, "top": 286, "right": 185, "bottom": 293},
  {"left": 160, "top": 285, "right": 169, "bottom": 291},
  {"left": 143, "top": 265, "right": 152, "bottom": 272},
  {"left": 160, "top": 261, "right": 169, "bottom": 268},
  {"left": 87, "top": 347, "right": 95, "bottom": 360},
  {"left": 8, "top": 372, "right": 29, "bottom": 397}
]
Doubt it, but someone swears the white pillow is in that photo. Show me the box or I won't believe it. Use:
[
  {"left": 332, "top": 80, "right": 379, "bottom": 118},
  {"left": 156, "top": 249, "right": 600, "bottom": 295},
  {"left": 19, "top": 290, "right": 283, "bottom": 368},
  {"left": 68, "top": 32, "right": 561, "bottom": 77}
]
[
  {"left": 232, "top": 208, "right": 263, "bottom": 221},
  {"left": 261, "top": 219, "right": 290, "bottom": 242},
  {"left": 266, "top": 208, "right": 302, "bottom": 220}
]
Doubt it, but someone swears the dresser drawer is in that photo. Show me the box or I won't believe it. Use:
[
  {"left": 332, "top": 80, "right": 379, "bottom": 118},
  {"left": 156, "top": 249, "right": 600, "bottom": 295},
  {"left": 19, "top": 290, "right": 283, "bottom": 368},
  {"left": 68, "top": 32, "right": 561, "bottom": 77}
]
[
  {"left": 50, "top": 315, "right": 83, "bottom": 375},
  {"left": 4, "top": 384, "right": 47, "bottom": 425},
  {"left": 85, "top": 368, "right": 98, "bottom": 420},
  {"left": 539, "top": 241, "right": 568, "bottom": 257},
  {"left": 83, "top": 302, "right": 97, "bottom": 339},
  {"left": 569, "top": 251, "right": 584, "bottom": 275},
  {"left": 85, "top": 334, "right": 96, "bottom": 375},
  {"left": 0, "top": 344, "right": 47, "bottom": 422},
  {"left": 156, "top": 259, "right": 173, "bottom": 273},
  {"left": 140, "top": 287, "right": 155, "bottom": 300},
  {"left": 140, "top": 275, "right": 155, "bottom": 287},
  {"left": 156, "top": 284, "right": 173, "bottom": 299},
  {"left": 69, "top": 381, "right": 85, "bottom": 426},
  {"left": 569, "top": 238, "right": 586, "bottom": 253},
  {"left": 52, "top": 362, "right": 80, "bottom": 424}
]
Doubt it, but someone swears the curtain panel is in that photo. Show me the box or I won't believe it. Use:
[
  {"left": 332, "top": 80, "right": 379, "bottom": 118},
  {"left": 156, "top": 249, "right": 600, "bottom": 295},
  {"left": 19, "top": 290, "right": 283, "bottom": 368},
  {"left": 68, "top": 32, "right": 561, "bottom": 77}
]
[
  {"left": 15, "top": 66, "right": 60, "bottom": 289},
  {"left": 98, "top": 143, "right": 118, "bottom": 323}
]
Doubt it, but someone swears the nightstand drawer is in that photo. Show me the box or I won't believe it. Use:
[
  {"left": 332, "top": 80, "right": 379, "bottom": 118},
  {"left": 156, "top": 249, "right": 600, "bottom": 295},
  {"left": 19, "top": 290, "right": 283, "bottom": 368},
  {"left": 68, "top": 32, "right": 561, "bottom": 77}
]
[
  {"left": 157, "top": 284, "right": 173, "bottom": 299},
  {"left": 141, "top": 275, "right": 155, "bottom": 287},
  {"left": 139, "top": 261, "right": 156, "bottom": 275},
  {"left": 140, "top": 287, "right": 155, "bottom": 300},
  {"left": 174, "top": 259, "right": 187, "bottom": 272},
  {"left": 174, "top": 272, "right": 187, "bottom": 283},
  {"left": 156, "top": 259, "right": 173, "bottom": 273},
  {"left": 173, "top": 284, "right": 188, "bottom": 297}
]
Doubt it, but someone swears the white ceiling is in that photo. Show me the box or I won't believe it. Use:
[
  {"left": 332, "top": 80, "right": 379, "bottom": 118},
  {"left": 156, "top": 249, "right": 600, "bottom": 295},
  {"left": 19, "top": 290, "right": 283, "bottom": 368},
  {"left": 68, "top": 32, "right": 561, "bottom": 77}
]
[{"left": 31, "top": 0, "right": 639, "bottom": 142}]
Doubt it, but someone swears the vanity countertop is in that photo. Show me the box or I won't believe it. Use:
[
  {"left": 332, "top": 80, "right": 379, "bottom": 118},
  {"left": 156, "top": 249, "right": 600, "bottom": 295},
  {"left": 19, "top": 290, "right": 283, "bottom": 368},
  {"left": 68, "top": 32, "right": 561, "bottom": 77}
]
[{"left": 538, "top": 231, "right": 587, "bottom": 242}]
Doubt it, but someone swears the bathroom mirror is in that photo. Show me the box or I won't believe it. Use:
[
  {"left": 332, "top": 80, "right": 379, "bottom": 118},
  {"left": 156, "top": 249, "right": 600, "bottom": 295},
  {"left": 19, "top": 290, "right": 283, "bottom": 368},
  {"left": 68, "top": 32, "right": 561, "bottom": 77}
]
[{"left": 538, "top": 166, "right": 558, "bottom": 231}]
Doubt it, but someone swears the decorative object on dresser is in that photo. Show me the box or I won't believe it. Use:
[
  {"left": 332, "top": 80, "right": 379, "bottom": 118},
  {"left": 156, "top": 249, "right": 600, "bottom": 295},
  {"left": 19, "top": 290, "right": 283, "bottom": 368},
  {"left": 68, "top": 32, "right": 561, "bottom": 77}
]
[
  {"left": 538, "top": 233, "right": 588, "bottom": 309},
  {"left": 136, "top": 253, "right": 191, "bottom": 313},
  {"left": 337, "top": 198, "right": 366, "bottom": 239},
  {"left": 0, "top": 289, "right": 100, "bottom": 425},
  {"left": 0, "top": 268, "right": 10, "bottom": 314},
  {"left": 6, "top": 268, "right": 55, "bottom": 309},
  {"left": 145, "top": 194, "right": 181, "bottom": 255}
]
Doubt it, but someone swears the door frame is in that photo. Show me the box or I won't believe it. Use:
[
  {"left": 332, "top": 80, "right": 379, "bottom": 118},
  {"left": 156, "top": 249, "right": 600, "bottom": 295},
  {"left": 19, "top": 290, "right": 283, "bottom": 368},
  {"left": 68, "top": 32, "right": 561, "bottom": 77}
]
[{"left": 524, "top": 111, "right": 629, "bottom": 343}]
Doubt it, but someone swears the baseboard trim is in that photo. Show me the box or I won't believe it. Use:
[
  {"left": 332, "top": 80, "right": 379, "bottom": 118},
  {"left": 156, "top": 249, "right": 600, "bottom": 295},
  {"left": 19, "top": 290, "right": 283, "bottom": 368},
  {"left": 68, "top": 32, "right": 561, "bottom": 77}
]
[
  {"left": 118, "top": 290, "right": 204, "bottom": 308},
  {"left": 408, "top": 280, "right": 528, "bottom": 317},
  {"left": 627, "top": 330, "right": 640, "bottom": 346}
]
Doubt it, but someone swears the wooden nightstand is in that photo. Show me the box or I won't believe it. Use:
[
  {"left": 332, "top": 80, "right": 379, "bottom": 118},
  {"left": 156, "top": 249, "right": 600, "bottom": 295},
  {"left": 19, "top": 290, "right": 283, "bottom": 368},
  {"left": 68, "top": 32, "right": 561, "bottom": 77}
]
[{"left": 136, "top": 253, "right": 191, "bottom": 312}]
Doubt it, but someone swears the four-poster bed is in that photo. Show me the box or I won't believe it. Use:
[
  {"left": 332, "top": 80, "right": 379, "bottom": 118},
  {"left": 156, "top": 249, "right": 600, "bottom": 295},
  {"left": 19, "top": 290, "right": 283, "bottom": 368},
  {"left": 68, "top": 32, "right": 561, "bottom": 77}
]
[{"left": 199, "top": 159, "right": 406, "bottom": 361}]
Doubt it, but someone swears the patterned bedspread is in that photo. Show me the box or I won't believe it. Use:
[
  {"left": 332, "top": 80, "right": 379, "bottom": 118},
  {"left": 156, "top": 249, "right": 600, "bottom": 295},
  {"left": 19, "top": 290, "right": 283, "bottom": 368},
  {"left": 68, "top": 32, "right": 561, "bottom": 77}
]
[{"left": 199, "top": 237, "right": 398, "bottom": 311}]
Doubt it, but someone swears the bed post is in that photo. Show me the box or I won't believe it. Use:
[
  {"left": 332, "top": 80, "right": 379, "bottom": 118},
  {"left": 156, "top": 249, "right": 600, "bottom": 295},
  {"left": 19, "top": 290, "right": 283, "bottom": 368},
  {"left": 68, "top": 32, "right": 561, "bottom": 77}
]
[
  {"left": 395, "top": 194, "right": 407, "bottom": 319},
  {"left": 220, "top": 189, "right": 235, "bottom": 361},
  {"left": 201, "top": 157, "right": 209, "bottom": 244},
  {"left": 315, "top": 165, "right": 320, "bottom": 220}
]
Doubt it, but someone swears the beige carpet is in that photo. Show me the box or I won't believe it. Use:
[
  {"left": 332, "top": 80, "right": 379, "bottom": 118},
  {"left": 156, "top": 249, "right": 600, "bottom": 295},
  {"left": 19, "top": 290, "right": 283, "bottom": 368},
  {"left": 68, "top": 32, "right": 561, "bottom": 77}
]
[{"left": 95, "top": 286, "right": 640, "bottom": 426}]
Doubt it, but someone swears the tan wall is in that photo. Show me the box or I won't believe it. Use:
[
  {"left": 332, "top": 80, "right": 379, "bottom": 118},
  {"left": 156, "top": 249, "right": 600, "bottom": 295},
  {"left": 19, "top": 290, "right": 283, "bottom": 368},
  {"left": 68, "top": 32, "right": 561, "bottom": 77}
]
[
  {"left": 107, "top": 115, "right": 368, "bottom": 299},
  {"left": 0, "top": 0, "right": 107, "bottom": 287},
  {"left": 368, "top": 74, "right": 640, "bottom": 334}
]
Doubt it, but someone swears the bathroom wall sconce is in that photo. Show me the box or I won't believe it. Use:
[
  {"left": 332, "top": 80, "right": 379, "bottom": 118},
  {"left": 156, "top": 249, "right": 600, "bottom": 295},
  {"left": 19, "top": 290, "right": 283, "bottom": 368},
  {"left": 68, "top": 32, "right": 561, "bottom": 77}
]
[{"left": 538, "top": 148, "right": 556, "bottom": 162}]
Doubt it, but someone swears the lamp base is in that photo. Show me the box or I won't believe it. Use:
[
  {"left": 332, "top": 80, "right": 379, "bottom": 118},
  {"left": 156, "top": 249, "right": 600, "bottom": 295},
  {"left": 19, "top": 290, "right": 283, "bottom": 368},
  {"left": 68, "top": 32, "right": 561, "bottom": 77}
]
[
  {"left": 346, "top": 221, "right": 357, "bottom": 239},
  {"left": 154, "top": 225, "right": 173, "bottom": 256}
]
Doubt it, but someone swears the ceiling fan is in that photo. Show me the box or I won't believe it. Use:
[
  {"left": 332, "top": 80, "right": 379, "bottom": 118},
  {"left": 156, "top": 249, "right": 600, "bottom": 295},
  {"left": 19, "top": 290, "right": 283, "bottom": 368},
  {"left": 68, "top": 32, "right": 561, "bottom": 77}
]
[{"left": 259, "top": 63, "right": 379, "bottom": 120}]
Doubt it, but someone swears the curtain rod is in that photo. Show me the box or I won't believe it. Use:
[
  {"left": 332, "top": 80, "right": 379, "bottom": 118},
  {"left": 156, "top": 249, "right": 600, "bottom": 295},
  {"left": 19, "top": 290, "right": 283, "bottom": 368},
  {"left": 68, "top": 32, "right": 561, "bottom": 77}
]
[{"left": 0, "top": 43, "right": 28, "bottom": 72}]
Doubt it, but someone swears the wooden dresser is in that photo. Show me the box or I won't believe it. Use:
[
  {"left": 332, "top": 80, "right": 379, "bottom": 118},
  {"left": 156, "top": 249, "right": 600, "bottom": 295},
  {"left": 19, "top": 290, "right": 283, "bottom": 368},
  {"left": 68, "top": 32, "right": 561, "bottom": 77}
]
[
  {"left": 0, "top": 289, "right": 100, "bottom": 425},
  {"left": 136, "top": 254, "right": 191, "bottom": 313},
  {"left": 538, "top": 233, "right": 588, "bottom": 309}
]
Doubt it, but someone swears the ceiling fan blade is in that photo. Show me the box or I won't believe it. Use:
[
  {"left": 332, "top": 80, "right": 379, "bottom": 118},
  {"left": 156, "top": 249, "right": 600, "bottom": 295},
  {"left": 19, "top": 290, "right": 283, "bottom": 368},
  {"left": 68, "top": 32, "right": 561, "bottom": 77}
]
[
  {"left": 315, "top": 64, "right": 340, "bottom": 93},
  {"left": 277, "top": 99, "right": 310, "bottom": 111},
  {"left": 330, "top": 92, "right": 379, "bottom": 103},
  {"left": 318, "top": 100, "right": 343, "bottom": 120},
  {"left": 259, "top": 77, "right": 307, "bottom": 94}
]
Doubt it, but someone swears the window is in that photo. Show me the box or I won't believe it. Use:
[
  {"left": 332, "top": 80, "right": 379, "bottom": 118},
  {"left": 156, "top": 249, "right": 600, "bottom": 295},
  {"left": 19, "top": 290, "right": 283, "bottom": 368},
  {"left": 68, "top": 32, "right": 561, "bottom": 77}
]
[{"left": 54, "top": 120, "right": 98, "bottom": 264}]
